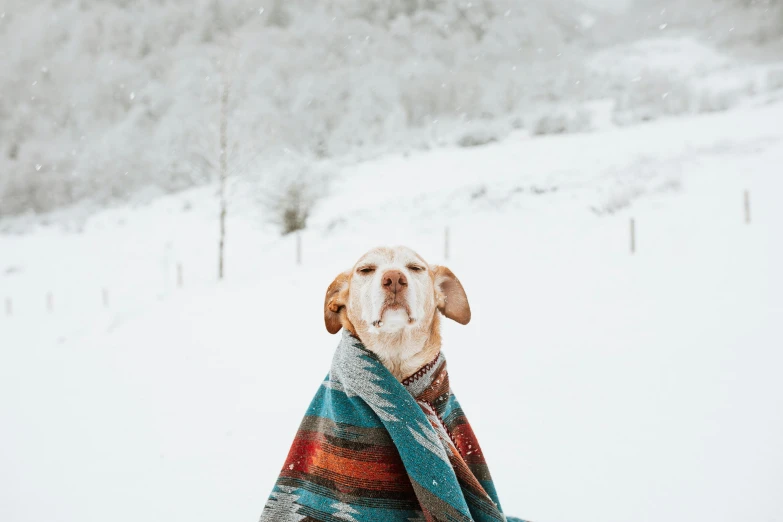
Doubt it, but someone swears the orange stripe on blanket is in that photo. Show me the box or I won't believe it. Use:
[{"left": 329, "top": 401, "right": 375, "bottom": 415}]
[
  {"left": 295, "top": 429, "right": 404, "bottom": 463},
  {"left": 283, "top": 437, "right": 409, "bottom": 486}
]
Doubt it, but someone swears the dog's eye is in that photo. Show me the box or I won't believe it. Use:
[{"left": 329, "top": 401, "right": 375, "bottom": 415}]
[
  {"left": 357, "top": 266, "right": 376, "bottom": 275},
  {"left": 407, "top": 265, "right": 425, "bottom": 272}
]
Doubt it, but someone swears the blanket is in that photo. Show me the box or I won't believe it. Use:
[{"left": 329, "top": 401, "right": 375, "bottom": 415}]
[{"left": 259, "top": 330, "right": 526, "bottom": 522}]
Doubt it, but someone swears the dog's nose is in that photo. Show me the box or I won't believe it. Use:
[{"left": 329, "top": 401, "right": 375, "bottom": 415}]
[{"left": 381, "top": 270, "right": 407, "bottom": 293}]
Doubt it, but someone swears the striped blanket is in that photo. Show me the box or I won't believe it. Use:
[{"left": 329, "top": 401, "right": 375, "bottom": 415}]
[{"left": 260, "top": 330, "right": 526, "bottom": 522}]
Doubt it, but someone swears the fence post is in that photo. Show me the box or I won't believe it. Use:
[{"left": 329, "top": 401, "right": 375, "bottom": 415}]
[
  {"left": 444, "top": 226, "right": 450, "bottom": 261},
  {"left": 102, "top": 288, "right": 109, "bottom": 308},
  {"left": 630, "top": 218, "right": 636, "bottom": 255},
  {"left": 4, "top": 298, "right": 11, "bottom": 316},
  {"left": 744, "top": 190, "right": 751, "bottom": 224}
]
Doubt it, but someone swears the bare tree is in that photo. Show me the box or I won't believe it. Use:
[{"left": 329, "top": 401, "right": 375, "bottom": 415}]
[{"left": 218, "top": 62, "right": 232, "bottom": 280}]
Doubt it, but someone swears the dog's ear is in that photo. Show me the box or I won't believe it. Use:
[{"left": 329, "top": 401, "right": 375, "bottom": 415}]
[
  {"left": 324, "top": 271, "right": 350, "bottom": 334},
  {"left": 432, "top": 266, "right": 471, "bottom": 325}
]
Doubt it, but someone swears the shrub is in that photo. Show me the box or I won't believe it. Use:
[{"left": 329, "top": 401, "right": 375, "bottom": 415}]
[{"left": 258, "top": 165, "right": 330, "bottom": 235}]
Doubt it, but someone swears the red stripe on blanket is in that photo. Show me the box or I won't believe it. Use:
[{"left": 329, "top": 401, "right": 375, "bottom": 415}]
[{"left": 281, "top": 435, "right": 412, "bottom": 489}]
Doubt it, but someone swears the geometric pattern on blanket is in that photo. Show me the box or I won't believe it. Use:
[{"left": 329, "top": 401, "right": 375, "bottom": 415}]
[{"left": 259, "top": 330, "right": 528, "bottom": 522}]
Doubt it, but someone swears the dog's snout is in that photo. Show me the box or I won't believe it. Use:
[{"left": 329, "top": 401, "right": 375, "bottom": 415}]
[{"left": 381, "top": 270, "right": 407, "bottom": 294}]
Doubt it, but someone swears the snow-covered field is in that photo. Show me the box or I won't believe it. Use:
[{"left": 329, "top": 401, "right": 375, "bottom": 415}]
[{"left": 2, "top": 101, "right": 782, "bottom": 522}]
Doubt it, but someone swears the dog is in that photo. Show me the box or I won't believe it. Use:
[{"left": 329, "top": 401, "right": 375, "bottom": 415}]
[
  {"left": 323, "top": 245, "right": 471, "bottom": 380},
  {"left": 259, "top": 246, "right": 524, "bottom": 521}
]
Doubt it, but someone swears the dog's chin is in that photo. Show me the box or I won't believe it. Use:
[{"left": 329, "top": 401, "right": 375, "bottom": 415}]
[{"left": 371, "top": 308, "right": 415, "bottom": 334}]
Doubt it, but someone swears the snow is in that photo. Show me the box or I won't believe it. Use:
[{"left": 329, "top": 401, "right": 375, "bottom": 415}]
[
  {"left": 588, "top": 37, "right": 731, "bottom": 79},
  {"left": 7, "top": 0, "right": 782, "bottom": 218},
  {"left": 2, "top": 102, "right": 783, "bottom": 522}
]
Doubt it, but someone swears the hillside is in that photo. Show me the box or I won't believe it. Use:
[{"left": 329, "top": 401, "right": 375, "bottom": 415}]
[
  {"left": 2, "top": 100, "right": 782, "bottom": 522},
  {"left": 0, "top": 0, "right": 599, "bottom": 216},
  {"left": 2, "top": 0, "right": 781, "bottom": 219}
]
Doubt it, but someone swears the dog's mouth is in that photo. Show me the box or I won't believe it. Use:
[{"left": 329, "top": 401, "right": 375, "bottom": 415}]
[{"left": 372, "top": 302, "right": 415, "bottom": 328}]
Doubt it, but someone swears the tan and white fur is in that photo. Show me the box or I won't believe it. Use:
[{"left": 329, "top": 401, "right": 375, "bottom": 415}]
[{"left": 324, "top": 246, "right": 471, "bottom": 381}]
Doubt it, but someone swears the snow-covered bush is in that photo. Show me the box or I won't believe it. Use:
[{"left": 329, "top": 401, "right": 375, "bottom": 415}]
[
  {"left": 257, "top": 162, "right": 331, "bottom": 235},
  {"left": 612, "top": 73, "right": 695, "bottom": 124},
  {"left": 529, "top": 105, "right": 593, "bottom": 136},
  {"left": 267, "top": 181, "right": 312, "bottom": 235},
  {"left": 453, "top": 119, "right": 511, "bottom": 148}
]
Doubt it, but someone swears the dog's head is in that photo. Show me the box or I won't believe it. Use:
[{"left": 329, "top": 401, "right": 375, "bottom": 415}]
[{"left": 324, "top": 246, "right": 470, "bottom": 345}]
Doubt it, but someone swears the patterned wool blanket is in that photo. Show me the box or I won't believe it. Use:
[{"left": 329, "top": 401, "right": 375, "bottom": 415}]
[{"left": 260, "top": 330, "right": 526, "bottom": 522}]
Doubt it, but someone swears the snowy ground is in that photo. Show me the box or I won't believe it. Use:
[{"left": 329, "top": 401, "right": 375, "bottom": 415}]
[{"left": 1, "top": 101, "right": 782, "bottom": 522}]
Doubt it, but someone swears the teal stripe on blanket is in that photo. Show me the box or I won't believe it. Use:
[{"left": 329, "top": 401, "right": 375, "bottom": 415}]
[{"left": 260, "top": 331, "right": 527, "bottom": 522}]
